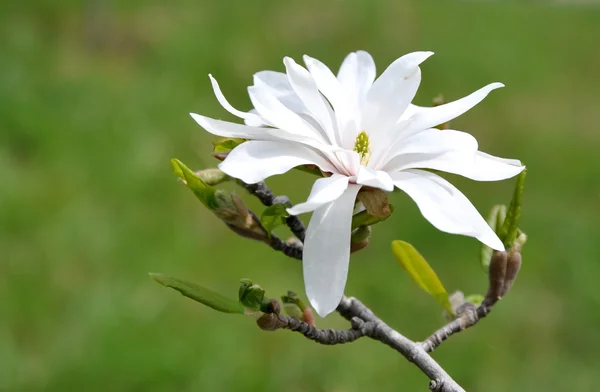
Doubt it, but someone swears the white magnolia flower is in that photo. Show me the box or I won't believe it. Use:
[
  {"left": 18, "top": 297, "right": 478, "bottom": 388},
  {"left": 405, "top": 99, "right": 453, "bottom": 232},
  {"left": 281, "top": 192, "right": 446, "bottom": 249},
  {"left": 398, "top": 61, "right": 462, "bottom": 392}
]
[{"left": 190, "top": 50, "right": 525, "bottom": 317}]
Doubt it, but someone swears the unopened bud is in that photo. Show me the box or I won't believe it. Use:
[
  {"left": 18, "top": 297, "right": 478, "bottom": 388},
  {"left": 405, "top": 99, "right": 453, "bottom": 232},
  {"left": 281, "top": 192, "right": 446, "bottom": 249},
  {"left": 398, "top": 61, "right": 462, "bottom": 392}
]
[
  {"left": 351, "top": 225, "right": 371, "bottom": 244},
  {"left": 262, "top": 298, "right": 280, "bottom": 314},
  {"left": 485, "top": 251, "right": 508, "bottom": 305},
  {"left": 500, "top": 251, "right": 522, "bottom": 297},
  {"left": 195, "top": 168, "right": 230, "bottom": 186},
  {"left": 357, "top": 188, "right": 391, "bottom": 218},
  {"left": 213, "top": 192, "right": 269, "bottom": 242},
  {"left": 256, "top": 313, "right": 286, "bottom": 331},
  {"left": 350, "top": 224, "right": 372, "bottom": 254}
]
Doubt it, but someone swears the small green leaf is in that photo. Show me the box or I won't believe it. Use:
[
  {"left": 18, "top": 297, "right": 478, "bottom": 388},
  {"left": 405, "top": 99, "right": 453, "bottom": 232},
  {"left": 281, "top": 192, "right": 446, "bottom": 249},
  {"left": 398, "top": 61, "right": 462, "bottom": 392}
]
[
  {"left": 351, "top": 204, "right": 394, "bottom": 230},
  {"left": 498, "top": 169, "right": 527, "bottom": 248},
  {"left": 281, "top": 291, "right": 306, "bottom": 320},
  {"left": 238, "top": 279, "right": 270, "bottom": 311},
  {"left": 171, "top": 159, "right": 218, "bottom": 210},
  {"left": 260, "top": 204, "right": 289, "bottom": 234},
  {"left": 150, "top": 273, "right": 244, "bottom": 314},
  {"left": 481, "top": 204, "right": 508, "bottom": 271},
  {"left": 391, "top": 240, "right": 453, "bottom": 316},
  {"left": 213, "top": 137, "right": 245, "bottom": 153},
  {"left": 465, "top": 294, "right": 484, "bottom": 307}
]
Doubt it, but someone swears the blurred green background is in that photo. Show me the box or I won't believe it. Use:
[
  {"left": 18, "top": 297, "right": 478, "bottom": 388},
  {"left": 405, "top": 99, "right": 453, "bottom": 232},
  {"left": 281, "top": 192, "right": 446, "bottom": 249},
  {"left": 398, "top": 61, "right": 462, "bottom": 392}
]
[{"left": 2, "top": 0, "right": 599, "bottom": 391}]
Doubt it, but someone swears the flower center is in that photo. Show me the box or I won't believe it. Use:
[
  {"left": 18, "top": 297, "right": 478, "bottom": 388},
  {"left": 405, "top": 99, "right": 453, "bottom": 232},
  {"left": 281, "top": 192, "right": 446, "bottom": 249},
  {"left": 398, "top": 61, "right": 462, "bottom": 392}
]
[{"left": 353, "top": 130, "right": 371, "bottom": 166}]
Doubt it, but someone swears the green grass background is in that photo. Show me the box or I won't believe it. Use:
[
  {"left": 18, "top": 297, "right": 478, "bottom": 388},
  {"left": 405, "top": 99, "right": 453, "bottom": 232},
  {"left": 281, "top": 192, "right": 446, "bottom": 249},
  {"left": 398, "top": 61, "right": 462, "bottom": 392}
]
[{"left": 2, "top": 0, "right": 599, "bottom": 391}]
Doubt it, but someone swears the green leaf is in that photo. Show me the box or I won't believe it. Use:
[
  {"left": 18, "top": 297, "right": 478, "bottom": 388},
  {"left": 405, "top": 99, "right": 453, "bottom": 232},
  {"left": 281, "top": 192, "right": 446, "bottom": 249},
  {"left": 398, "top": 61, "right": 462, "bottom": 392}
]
[
  {"left": 465, "top": 294, "right": 484, "bottom": 307},
  {"left": 480, "top": 204, "right": 508, "bottom": 271},
  {"left": 391, "top": 240, "right": 453, "bottom": 316},
  {"left": 351, "top": 204, "right": 394, "bottom": 230},
  {"left": 260, "top": 204, "right": 289, "bottom": 234},
  {"left": 150, "top": 273, "right": 244, "bottom": 314},
  {"left": 281, "top": 291, "right": 306, "bottom": 320},
  {"left": 238, "top": 279, "right": 270, "bottom": 312},
  {"left": 170, "top": 159, "right": 218, "bottom": 210},
  {"left": 213, "top": 137, "right": 245, "bottom": 153},
  {"left": 498, "top": 169, "right": 527, "bottom": 248}
]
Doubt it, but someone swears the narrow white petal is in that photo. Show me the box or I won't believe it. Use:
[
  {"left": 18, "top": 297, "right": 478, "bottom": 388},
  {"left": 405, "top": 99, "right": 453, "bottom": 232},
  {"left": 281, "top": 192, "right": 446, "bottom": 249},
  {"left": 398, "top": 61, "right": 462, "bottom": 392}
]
[
  {"left": 391, "top": 170, "right": 504, "bottom": 250},
  {"left": 356, "top": 166, "right": 394, "bottom": 191},
  {"left": 253, "top": 71, "right": 295, "bottom": 97},
  {"left": 303, "top": 55, "right": 356, "bottom": 148},
  {"left": 190, "top": 113, "right": 277, "bottom": 140},
  {"left": 283, "top": 57, "right": 336, "bottom": 144},
  {"left": 402, "top": 82, "right": 505, "bottom": 135},
  {"left": 477, "top": 151, "right": 522, "bottom": 167},
  {"left": 386, "top": 151, "right": 525, "bottom": 182},
  {"left": 458, "top": 151, "right": 525, "bottom": 181},
  {"left": 218, "top": 140, "right": 336, "bottom": 184},
  {"left": 380, "top": 129, "right": 478, "bottom": 171},
  {"left": 244, "top": 108, "right": 267, "bottom": 127},
  {"left": 337, "top": 50, "right": 376, "bottom": 101},
  {"left": 303, "top": 184, "right": 362, "bottom": 317},
  {"left": 248, "top": 86, "right": 326, "bottom": 143},
  {"left": 364, "top": 51, "right": 433, "bottom": 134},
  {"left": 209, "top": 75, "right": 263, "bottom": 124},
  {"left": 287, "top": 174, "right": 349, "bottom": 215}
]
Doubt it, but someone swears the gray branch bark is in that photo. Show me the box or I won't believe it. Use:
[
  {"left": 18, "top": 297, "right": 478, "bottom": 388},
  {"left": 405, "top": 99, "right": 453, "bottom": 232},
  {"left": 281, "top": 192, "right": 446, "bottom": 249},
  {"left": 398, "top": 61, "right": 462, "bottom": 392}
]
[
  {"left": 241, "top": 179, "right": 468, "bottom": 392},
  {"left": 420, "top": 250, "right": 521, "bottom": 353},
  {"left": 257, "top": 312, "right": 367, "bottom": 345}
]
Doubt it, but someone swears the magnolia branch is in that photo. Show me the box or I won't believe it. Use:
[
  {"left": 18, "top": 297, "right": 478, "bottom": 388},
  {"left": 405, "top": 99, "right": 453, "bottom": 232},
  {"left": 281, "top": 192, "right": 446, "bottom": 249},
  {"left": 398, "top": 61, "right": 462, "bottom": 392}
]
[
  {"left": 257, "top": 310, "right": 367, "bottom": 345},
  {"left": 241, "top": 179, "right": 468, "bottom": 392},
  {"left": 239, "top": 180, "right": 306, "bottom": 241},
  {"left": 420, "top": 249, "right": 522, "bottom": 353}
]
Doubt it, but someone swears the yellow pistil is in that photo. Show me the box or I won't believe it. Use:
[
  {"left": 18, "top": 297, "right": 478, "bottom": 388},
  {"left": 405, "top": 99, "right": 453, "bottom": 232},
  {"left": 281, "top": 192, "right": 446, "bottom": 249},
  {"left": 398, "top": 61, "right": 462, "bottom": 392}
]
[{"left": 353, "top": 130, "right": 371, "bottom": 166}]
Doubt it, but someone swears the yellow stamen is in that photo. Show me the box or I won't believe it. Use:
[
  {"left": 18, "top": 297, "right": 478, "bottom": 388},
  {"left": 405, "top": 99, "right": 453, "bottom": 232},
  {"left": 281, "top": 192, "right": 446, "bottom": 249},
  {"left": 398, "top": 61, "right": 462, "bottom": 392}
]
[{"left": 353, "top": 130, "right": 371, "bottom": 166}]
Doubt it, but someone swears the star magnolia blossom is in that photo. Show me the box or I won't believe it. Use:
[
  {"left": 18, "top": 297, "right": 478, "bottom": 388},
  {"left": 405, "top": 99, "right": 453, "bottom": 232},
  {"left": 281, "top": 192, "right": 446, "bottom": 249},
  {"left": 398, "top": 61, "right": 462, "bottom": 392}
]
[{"left": 190, "top": 50, "right": 525, "bottom": 317}]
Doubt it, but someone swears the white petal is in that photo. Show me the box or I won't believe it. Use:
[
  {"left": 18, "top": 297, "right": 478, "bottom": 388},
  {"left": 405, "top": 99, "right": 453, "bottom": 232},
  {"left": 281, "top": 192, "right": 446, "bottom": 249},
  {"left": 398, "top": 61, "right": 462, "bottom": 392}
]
[
  {"left": 253, "top": 71, "right": 295, "bottom": 97},
  {"left": 283, "top": 57, "right": 337, "bottom": 144},
  {"left": 303, "top": 55, "right": 356, "bottom": 149},
  {"left": 402, "top": 82, "right": 505, "bottom": 135},
  {"left": 218, "top": 140, "right": 336, "bottom": 184},
  {"left": 380, "top": 129, "right": 478, "bottom": 171},
  {"left": 477, "top": 151, "right": 522, "bottom": 167},
  {"left": 209, "top": 75, "right": 263, "bottom": 124},
  {"left": 287, "top": 174, "right": 349, "bottom": 215},
  {"left": 248, "top": 85, "right": 326, "bottom": 143},
  {"left": 303, "top": 184, "right": 362, "bottom": 317},
  {"left": 391, "top": 169, "right": 504, "bottom": 250},
  {"left": 337, "top": 50, "right": 376, "bottom": 101},
  {"left": 386, "top": 150, "right": 525, "bottom": 183},
  {"left": 364, "top": 51, "right": 433, "bottom": 134},
  {"left": 190, "top": 113, "right": 278, "bottom": 140},
  {"left": 356, "top": 166, "right": 394, "bottom": 191},
  {"left": 244, "top": 108, "right": 267, "bottom": 127},
  {"left": 438, "top": 151, "right": 525, "bottom": 181}
]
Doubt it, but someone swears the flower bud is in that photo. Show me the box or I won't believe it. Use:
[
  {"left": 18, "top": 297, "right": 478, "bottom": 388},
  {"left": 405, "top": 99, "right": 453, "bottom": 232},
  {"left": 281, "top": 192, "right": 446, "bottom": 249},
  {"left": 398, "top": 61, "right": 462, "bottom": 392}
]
[
  {"left": 350, "top": 226, "right": 371, "bottom": 252},
  {"left": 195, "top": 168, "right": 230, "bottom": 186},
  {"left": 213, "top": 192, "right": 269, "bottom": 242},
  {"left": 485, "top": 251, "right": 508, "bottom": 305},
  {"left": 357, "top": 188, "right": 391, "bottom": 218},
  {"left": 500, "top": 251, "right": 522, "bottom": 297},
  {"left": 256, "top": 313, "right": 286, "bottom": 331}
]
